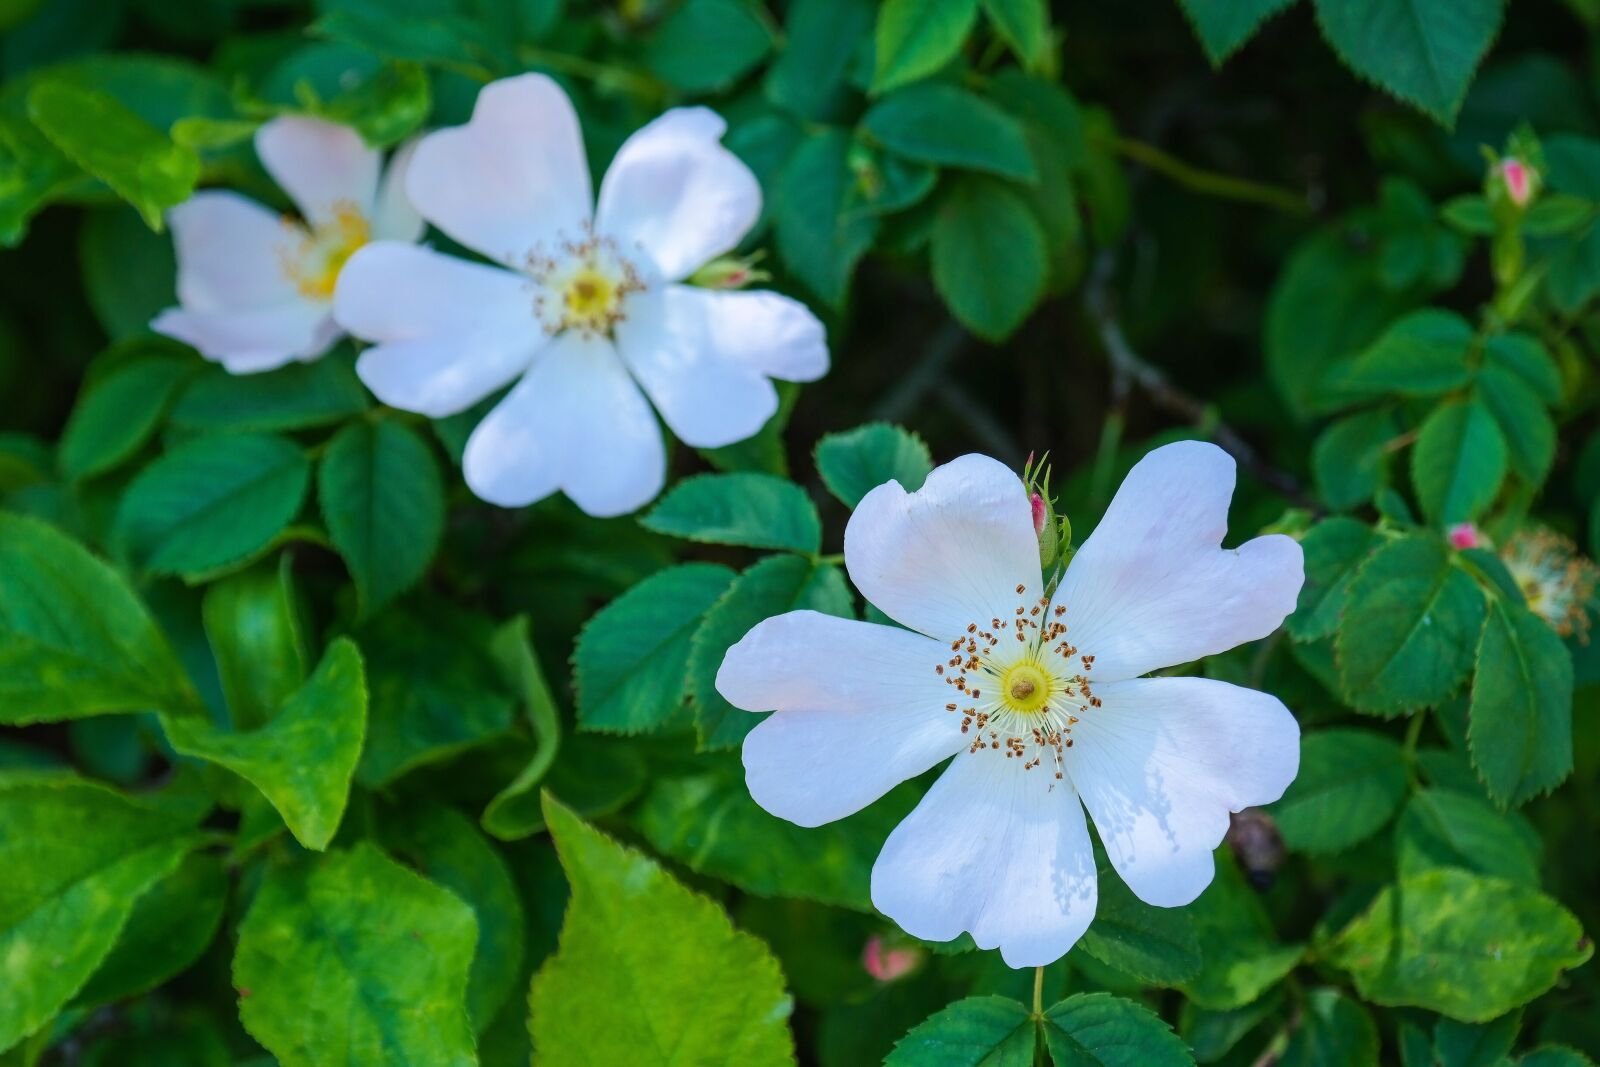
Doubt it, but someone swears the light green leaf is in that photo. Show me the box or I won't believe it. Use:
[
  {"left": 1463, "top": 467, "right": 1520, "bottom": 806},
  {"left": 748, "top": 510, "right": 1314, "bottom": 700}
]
[
  {"left": 114, "top": 432, "right": 312, "bottom": 577},
  {"left": 1178, "top": 0, "right": 1297, "bottom": 64},
  {"left": 26, "top": 80, "right": 198, "bottom": 229},
  {"left": 873, "top": 0, "right": 979, "bottom": 93},
  {"left": 163, "top": 639, "right": 365, "bottom": 851},
  {"left": 1412, "top": 398, "right": 1507, "bottom": 526},
  {"left": 168, "top": 356, "right": 370, "bottom": 433},
  {"left": 1179, "top": 853, "right": 1304, "bottom": 1011},
  {"left": 1312, "top": 0, "right": 1504, "bottom": 125},
  {"left": 0, "top": 776, "right": 203, "bottom": 1054},
  {"left": 1078, "top": 867, "right": 1202, "bottom": 985},
  {"left": 1287, "top": 517, "right": 1379, "bottom": 642},
  {"left": 1323, "top": 868, "right": 1592, "bottom": 1022},
  {"left": 1042, "top": 992, "right": 1195, "bottom": 1067},
  {"left": 641, "top": 473, "right": 822, "bottom": 554},
  {"left": 689, "top": 554, "right": 854, "bottom": 749},
  {"left": 59, "top": 347, "right": 193, "bottom": 480},
  {"left": 1280, "top": 988, "right": 1378, "bottom": 1067},
  {"left": 1468, "top": 600, "right": 1574, "bottom": 808},
  {"left": 530, "top": 795, "right": 796, "bottom": 1067},
  {"left": 201, "top": 558, "right": 307, "bottom": 731},
  {"left": 1335, "top": 533, "right": 1487, "bottom": 716},
  {"left": 981, "top": 0, "right": 1049, "bottom": 68},
  {"left": 1395, "top": 787, "right": 1541, "bottom": 886},
  {"left": 234, "top": 843, "right": 478, "bottom": 1067},
  {"left": 885, "top": 995, "right": 1034, "bottom": 1066},
  {"left": 932, "top": 176, "right": 1049, "bottom": 341},
  {"left": 862, "top": 82, "right": 1036, "bottom": 182},
  {"left": 1270, "top": 729, "right": 1408, "bottom": 854},
  {"left": 0, "top": 513, "right": 197, "bottom": 725},
  {"left": 814, "top": 422, "right": 933, "bottom": 509},
  {"left": 318, "top": 419, "right": 444, "bottom": 615},
  {"left": 1328, "top": 308, "right": 1475, "bottom": 400},
  {"left": 575, "top": 562, "right": 736, "bottom": 734},
  {"left": 1311, "top": 409, "right": 1399, "bottom": 512}
]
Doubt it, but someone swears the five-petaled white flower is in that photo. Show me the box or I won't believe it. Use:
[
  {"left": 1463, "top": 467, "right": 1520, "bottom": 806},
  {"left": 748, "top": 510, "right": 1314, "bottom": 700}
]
[
  {"left": 331, "top": 73, "right": 829, "bottom": 518},
  {"left": 153, "top": 116, "right": 422, "bottom": 374},
  {"left": 716, "top": 441, "right": 1304, "bottom": 967}
]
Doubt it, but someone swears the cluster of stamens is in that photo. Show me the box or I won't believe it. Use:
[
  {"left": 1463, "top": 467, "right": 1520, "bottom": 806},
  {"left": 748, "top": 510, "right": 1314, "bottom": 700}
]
[
  {"left": 1501, "top": 526, "right": 1599, "bottom": 641},
  {"left": 934, "top": 583, "right": 1097, "bottom": 783},
  {"left": 526, "top": 226, "right": 645, "bottom": 338},
  {"left": 279, "top": 200, "right": 370, "bottom": 300}
]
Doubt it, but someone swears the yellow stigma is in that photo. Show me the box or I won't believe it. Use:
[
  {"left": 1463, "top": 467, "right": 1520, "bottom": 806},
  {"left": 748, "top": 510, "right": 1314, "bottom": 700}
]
[
  {"left": 561, "top": 267, "right": 620, "bottom": 329},
  {"left": 282, "top": 201, "right": 370, "bottom": 300},
  {"left": 1000, "top": 661, "right": 1051, "bottom": 714}
]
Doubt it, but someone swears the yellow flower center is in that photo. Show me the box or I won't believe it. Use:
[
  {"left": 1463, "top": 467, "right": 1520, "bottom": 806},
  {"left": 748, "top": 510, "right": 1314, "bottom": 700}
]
[
  {"left": 282, "top": 200, "right": 370, "bottom": 301},
  {"left": 528, "top": 231, "right": 645, "bottom": 338},
  {"left": 1000, "top": 661, "right": 1051, "bottom": 714}
]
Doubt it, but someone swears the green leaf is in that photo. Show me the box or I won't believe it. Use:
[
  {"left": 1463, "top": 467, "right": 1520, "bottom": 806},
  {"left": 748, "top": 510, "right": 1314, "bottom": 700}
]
[
  {"left": 814, "top": 422, "right": 933, "bottom": 509},
  {"left": 763, "top": 0, "right": 875, "bottom": 122},
  {"left": 1395, "top": 787, "right": 1541, "bottom": 886},
  {"left": 1078, "top": 867, "right": 1202, "bottom": 985},
  {"left": 1312, "top": 409, "right": 1399, "bottom": 512},
  {"left": 59, "top": 348, "right": 192, "bottom": 480},
  {"left": 932, "top": 176, "right": 1048, "bottom": 341},
  {"left": 114, "top": 432, "right": 312, "bottom": 577},
  {"left": 574, "top": 562, "right": 736, "bottom": 734},
  {"left": 480, "top": 616, "right": 564, "bottom": 841},
  {"left": 201, "top": 558, "right": 307, "bottom": 731},
  {"left": 689, "top": 554, "right": 854, "bottom": 749},
  {"left": 1468, "top": 600, "right": 1574, "bottom": 808},
  {"left": 1323, "top": 868, "right": 1591, "bottom": 1022},
  {"left": 1476, "top": 366, "right": 1555, "bottom": 485},
  {"left": 379, "top": 803, "right": 524, "bottom": 1032},
  {"left": 163, "top": 639, "right": 364, "bottom": 851},
  {"left": 26, "top": 80, "right": 198, "bottom": 229},
  {"left": 234, "top": 843, "right": 478, "bottom": 1067},
  {"left": 1288, "top": 518, "right": 1379, "bottom": 642},
  {"left": 1178, "top": 0, "right": 1296, "bottom": 64},
  {"left": 643, "top": 0, "right": 772, "bottom": 93},
  {"left": 1269, "top": 729, "right": 1408, "bottom": 853},
  {"left": 641, "top": 473, "right": 822, "bottom": 554},
  {"left": 168, "top": 356, "right": 370, "bottom": 433},
  {"left": 1179, "top": 853, "right": 1304, "bottom": 1011},
  {"left": 530, "top": 795, "right": 796, "bottom": 1067},
  {"left": 873, "top": 0, "right": 979, "bottom": 93},
  {"left": 981, "top": 0, "right": 1049, "bottom": 68},
  {"left": 1335, "top": 533, "right": 1487, "bottom": 716},
  {"left": 1518, "top": 1048, "right": 1596, "bottom": 1067},
  {"left": 636, "top": 766, "right": 919, "bottom": 912},
  {"left": 1042, "top": 992, "right": 1195, "bottom": 1067},
  {"left": 1412, "top": 398, "right": 1508, "bottom": 526},
  {"left": 884, "top": 995, "right": 1034, "bottom": 1066},
  {"left": 775, "top": 128, "right": 878, "bottom": 308},
  {"left": 1435, "top": 1011, "right": 1520, "bottom": 1067},
  {"left": 1327, "top": 307, "right": 1474, "bottom": 401},
  {"left": 0, "top": 513, "right": 197, "bottom": 725},
  {"left": 861, "top": 82, "right": 1036, "bottom": 182},
  {"left": 1484, "top": 332, "right": 1562, "bottom": 404},
  {"left": 80, "top": 204, "right": 178, "bottom": 339},
  {"left": 0, "top": 776, "right": 203, "bottom": 1054},
  {"left": 319, "top": 419, "right": 444, "bottom": 615},
  {"left": 1311, "top": 0, "right": 1504, "bottom": 125},
  {"left": 1280, "top": 988, "right": 1378, "bottom": 1067}
]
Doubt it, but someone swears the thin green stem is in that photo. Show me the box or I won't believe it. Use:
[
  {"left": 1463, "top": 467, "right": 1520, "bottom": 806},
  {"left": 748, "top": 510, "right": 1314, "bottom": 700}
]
[
  {"left": 1115, "top": 136, "right": 1311, "bottom": 216},
  {"left": 1032, "top": 965, "right": 1045, "bottom": 1016}
]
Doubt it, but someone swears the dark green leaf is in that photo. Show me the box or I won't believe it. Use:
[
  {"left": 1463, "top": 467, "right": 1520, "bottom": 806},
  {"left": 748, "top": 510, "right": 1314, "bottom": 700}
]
[
  {"left": 1078, "top": 868, "right": 1202, "bottom": 985},
  {"left": 641, "top": 472, "right": 822, "bottom": 554},
  {"left": 1311, "top": 409, "right": 1399, "bottom": 512},
  {"left": 884, "top": 995, "right": 1034, "bottom": 1067},
  {"left": 480, "top": 616, "right": 564, "bottom": 841},
  {"left": 1412, "top": 398, "right": 1508, "bottom": 526},
  {"left": 59, "top": 348, "right": 192, "bottom": 479},
  {"left": 201, "top": 558, "right": 307, "bottom": 731},
  {"left": 814, "top": 422, "right": 933, "bottom": 509},
  {"left": 1469, "top": 600, "right": 1574, "bottom": 808},
  {"left": 168, "top": 356, "right": 370, "bottom": 433},
  {"left": 1288, "top": 518, "right": 1379, "bottom": 642},
  {"left": 873, "top": 0, "right": 978, "bottom": 93},
  {"left": 931, "top": 176, "right": 1048, "bottom": 341},
  {"left": 1269, "top": 728, "right": 1408, "bottom": 853},
  {"left": 1178, "top": 0, "right": 1296, "bottom": 64},
  {"left": 862, "top": 82, "right": 1036, "bottom": 181},
  {"left": 1395, "top": 787, "right": 1541, "bottom": 886},
  {"left": 1280, "top": 988, "right": 1378, "bottom": 1067},
  {"left": 1042, "top": 992, "right": 1195, "bottom": 1067},
  {"left": 1179, "top": 853, "right": 1303, "bottom": 1011},
  {"left": 643, "top": 0, "right": 772, "bottom": 93},
  {"left": 1328, "top": 308, "right": 1475, "bottom": 401}
]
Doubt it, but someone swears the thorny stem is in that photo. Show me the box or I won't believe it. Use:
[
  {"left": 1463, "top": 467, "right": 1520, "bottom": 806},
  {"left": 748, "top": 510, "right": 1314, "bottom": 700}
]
[
  {"left": 1084, "top": 254, "right": 1317, "bottom": 510},
  {"left": 1114, "top": 136, "right": 1313, "bottom": 216}
]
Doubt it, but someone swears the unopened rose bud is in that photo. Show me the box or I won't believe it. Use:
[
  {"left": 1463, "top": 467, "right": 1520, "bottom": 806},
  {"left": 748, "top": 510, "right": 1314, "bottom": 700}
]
[
  {"left": 1031, "top": 492, "right": 1047, "bottom": 537},
  {"left": 687, "top": 255, "right": 766, "bottom": 290},
  {"left": 862, "top": 935, "right": 921, "bottom": 982},
  {"left": 1448, "top": 522, "right": 1486, "bottom": 550},
  {"left": 1500, "top": 157, "right": 1536, "bottom": 207}
]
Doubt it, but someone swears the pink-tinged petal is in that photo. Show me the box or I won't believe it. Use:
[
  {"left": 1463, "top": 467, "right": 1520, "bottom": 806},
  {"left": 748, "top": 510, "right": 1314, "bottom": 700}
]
[
  {"left": 871, "top": 752, "right": 1098, "bottom": 967},
  {"left": 255, "top": 115, "right": 381, "bottom": 225},
  {"left": 845, "top": 454, "right": 1042, "bottom": 642},
  {"left": 1067, "top": 676, "right": 1299, "bottom": 908},
  {"left": 1053, "top": 441, "right": 1303, "bottom": 681},
  {"left": 405, "top": 73, "right": 592, "bottom": 267},
  {"left": 613, "top": 286, "right": 778, "bottom": 449},
  {"left": 595, "top": 107, "right": 760, "bottom": 282},
  {"left": 462, "top": 332, "right": 664, "bottom": 517},
  {"left": 371, "top": 137, "right": 425, "bottom": 242},
  {"left": 167, "top": 191, "right": 298, "bottom": 313},
  {"left": 336, "top": 242, "right": 542, "bottom": 417},
  {"left": 718, "top": 611, "right": 963, "bottom": 827},
  {"left": 152, "top": 301, "right": 336, "bottom": 374}
]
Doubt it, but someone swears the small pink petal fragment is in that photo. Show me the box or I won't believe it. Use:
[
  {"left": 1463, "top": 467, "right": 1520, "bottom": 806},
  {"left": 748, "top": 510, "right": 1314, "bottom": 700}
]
[
  {"left": 862, "top": 935, "right": 922, "bottom": 982},
  {"left": 1448, "top": 522, "right": 1485, "bottom": 550},
  {"left": 1501, "top": 158, "right": 1533, "bottom": 206}
]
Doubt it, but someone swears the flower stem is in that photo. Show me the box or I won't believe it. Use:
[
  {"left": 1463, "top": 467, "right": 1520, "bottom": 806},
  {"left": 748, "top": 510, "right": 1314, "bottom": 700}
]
[
  {"left": 1114, "top": 136, "right": 1312, "bottom": 216},
  {"left": 1032, "top": 965, "right": 1044, "bottom": 1017}
]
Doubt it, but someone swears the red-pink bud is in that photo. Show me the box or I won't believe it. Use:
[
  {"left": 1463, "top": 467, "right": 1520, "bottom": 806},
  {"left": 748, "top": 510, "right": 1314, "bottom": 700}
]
[
  {"left": 1030, "top": 492, "right": 1047, "bottom": 537},
  {"left": 862, "top": 935, "right": 921, "bottom": 982},
  {"left": 1500, "top": 158, "right": 1533, "bottom": 207},
  {"left": 1448, "top": 522, "right": 1485, "bottom": 550}
]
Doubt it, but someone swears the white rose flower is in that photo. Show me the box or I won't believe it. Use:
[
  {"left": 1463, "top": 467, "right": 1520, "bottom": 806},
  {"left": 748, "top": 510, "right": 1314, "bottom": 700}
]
[
  {"left": 153, "top": 116, "right": 422, "bottom": 374},
  {"left": 332, "top": 73, "right": 829, "bottom": 518},
  {"left": 715, "top": 441, "right": 1305, "bottom": 967}
]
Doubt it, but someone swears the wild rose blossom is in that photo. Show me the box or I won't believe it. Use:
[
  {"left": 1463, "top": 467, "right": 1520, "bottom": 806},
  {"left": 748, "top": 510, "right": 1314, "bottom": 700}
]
[
  {"left": 332, "top": 73, "right": 828, "bottom": 518},
  {"left": 153, "top": 116, "right": 421, "bottom": 373},
  {"left": 716, "top": 442, "right": 1304, "bottom": 966}
]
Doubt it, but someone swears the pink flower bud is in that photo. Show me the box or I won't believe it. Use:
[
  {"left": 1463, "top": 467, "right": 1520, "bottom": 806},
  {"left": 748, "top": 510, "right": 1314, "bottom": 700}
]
[
  {"left": 1448, "top": 523, "right": 1484, "bottom": 550},
  {"left": 862, "top": 935, "right": 921, "bottom": 982},
  {"left": 1500, "top": 158, "right": 1534, "bottom": 207},
  {"left": 1031, "top": 492, "right": 1047, "bottom": 537}
]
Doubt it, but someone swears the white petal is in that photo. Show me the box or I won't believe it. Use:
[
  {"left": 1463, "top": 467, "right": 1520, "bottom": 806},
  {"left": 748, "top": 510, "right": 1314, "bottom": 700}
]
[
  {"left": 152, "top": 301, "right": 336, "bottom": 373},
  {"left": 872, "top": 752, "right": 1098, "bottom": 967},
  {"left": 1067, "top": 676, "right": 1300, "bottom": 907},
  {"left": 255, "top": 115, "right": 381, "bottom": 225},
  {"left": 462, "top": 332, "right": 664, "bottom": 516},
  {"left": 595, "top": 107, "right": 760, "bottom": 282},
  {"left": 371, "top": 137, "right": 425, "bottom": 242},
  {"left": 613, "top": 286, "right": 778, "bottom": 449},
  {"left": 1053, "top": 440, "right": 1304, "bottom": 681},
  {"left": 335, "top": 242, "right": 542, "bottom": 417},
  {"left": 405, "top": 73, "right": 592, "bottom": 267},
  {"left": 167, "top": 191, "right": 298, "bottom": 313},
  {"left": 845, "top": 454, "right": 1042, "bottom": 642},
  {"left": 718, "top": 611, "right": 964, "bottom": 827}
]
